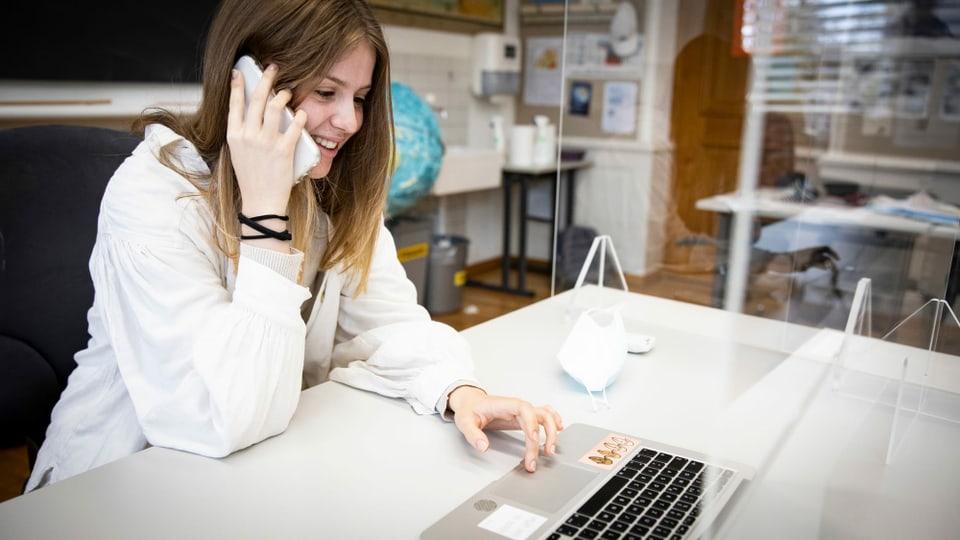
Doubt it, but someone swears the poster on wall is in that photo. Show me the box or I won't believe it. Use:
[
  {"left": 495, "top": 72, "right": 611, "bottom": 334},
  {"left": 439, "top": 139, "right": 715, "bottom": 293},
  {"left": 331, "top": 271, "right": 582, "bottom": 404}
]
[
  {"left": 523, "top": 36, "right": 564, "bottom": 106},
  {"left": 896, "top": 59, "right": 934, "bottom": 118},
  {"left": 369, "top": 0, "right": 503, "bottom": 26},
  {"left": 569, "top": 81, "right": 592, "bottom": 116},
  {"left": 564, "top": 32, "right": 643, "bottom": 79},
  {"left": 602, "top": 81, "right": 638, "bottom": 134},
  {"left": 942, "top": 59, "right": 960, "bottom": 122},
  {"left": 845, "top": 58, "right": 934, "bottom": 119}
]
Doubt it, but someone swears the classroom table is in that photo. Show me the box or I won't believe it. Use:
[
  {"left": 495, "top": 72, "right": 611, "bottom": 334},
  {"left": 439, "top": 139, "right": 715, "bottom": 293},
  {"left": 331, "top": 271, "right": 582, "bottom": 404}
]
[
  {"left": 0, "top": 285, "right": 957, "bottom": 539},
  {"left": 696, "top": 188, "right": 960, "bottom": 312},
  {"left": 468, "top": 160, "right": 592, "bottom": 297}
]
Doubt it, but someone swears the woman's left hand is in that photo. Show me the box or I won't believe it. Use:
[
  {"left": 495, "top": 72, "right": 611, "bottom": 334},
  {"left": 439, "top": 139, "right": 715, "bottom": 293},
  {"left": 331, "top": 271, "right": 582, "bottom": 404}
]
[{"left": 448, "top": 386, "right": 563, "bottom": 472}]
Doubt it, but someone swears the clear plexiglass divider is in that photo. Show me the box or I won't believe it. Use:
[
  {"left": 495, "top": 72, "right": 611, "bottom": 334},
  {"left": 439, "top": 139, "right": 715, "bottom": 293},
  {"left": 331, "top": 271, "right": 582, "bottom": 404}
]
[{"left": 832, "top": 277, "right": 960, "bottom": 465}]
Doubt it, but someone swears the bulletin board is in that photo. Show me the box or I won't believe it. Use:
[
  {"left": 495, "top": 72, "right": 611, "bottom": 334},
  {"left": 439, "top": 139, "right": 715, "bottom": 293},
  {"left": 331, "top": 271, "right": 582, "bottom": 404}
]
[
  {"left": 516, "top": 1, "right": 645, "bottom": 141},
  {"left": 561, "top": 77, "right": 640, "bottom": 139},
  {"left": 370, "top": 0, "right": 503, "bottom": 33},
  {"left": 834, "top": 55, "right": 960, "bottom": 161},
  {"left": 517, "top": 40, "right": 643, "bottom": 140}
]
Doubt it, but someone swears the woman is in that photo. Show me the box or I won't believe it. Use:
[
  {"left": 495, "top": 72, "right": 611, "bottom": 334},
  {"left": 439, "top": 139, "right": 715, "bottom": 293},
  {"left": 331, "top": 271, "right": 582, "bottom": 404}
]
[{"left": 26, "top": 0, "right": 561, "bottom": 491}]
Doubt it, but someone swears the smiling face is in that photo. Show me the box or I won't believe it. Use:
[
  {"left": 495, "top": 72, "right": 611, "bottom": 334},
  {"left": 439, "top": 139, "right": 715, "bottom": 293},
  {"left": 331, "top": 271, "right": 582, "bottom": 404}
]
[{"left": 293, "top": 42, "right": 375, "bottom": 179}]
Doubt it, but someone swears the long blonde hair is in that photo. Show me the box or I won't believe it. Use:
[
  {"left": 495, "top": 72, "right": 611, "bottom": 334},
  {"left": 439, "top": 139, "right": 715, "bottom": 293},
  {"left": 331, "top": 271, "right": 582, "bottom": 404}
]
[{"left": 136, "top": 0, "right": 394, "bottom": 291}]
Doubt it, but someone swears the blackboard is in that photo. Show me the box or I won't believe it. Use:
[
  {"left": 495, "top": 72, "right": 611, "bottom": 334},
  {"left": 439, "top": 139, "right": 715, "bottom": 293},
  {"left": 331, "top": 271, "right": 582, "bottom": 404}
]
[{"left": 1, "top": 1, "right": 220, "bottom": 83}]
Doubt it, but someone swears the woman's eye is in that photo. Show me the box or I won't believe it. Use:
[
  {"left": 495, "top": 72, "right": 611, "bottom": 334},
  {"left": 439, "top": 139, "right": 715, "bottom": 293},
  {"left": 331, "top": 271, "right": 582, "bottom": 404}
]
[{"left": 314, "top": 90, "right": 335, "bottom": 99}]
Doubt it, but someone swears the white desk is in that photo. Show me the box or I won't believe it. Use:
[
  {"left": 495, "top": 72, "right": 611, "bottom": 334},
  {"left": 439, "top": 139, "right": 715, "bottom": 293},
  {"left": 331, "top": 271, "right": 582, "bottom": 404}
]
[
  {"left": 696, "top": 189, "right": 960, "bottom": 238},
  {"left": 1, "top": 286, "right": 958, "bottom": 539},
  {"left": 696, "top": 189, "right": 960, "bottom": 312}
]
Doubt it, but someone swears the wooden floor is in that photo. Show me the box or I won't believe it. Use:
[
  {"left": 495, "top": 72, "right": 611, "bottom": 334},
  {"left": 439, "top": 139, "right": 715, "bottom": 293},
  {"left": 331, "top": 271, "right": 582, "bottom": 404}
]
[
  {"left": 430, "top": 267, "right": 556, "bottom": 331},
  {"left": 0, "top": 445, "right": 29, "bottom": 503},
  {"left": 431, "top": 262, "right": 715, "bottom": 332}
]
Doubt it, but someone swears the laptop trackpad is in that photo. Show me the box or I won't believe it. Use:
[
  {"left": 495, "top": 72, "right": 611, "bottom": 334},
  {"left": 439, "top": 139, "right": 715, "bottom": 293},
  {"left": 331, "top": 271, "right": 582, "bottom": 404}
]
[{"left": 491, "top": 460, "right": 597, "bottom": 513}]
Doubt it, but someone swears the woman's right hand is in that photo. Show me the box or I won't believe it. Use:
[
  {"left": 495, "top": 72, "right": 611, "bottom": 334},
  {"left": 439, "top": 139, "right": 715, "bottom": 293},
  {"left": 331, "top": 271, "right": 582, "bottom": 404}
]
[{"left": 226, "top": 63, "right": 308, "bottom": 220}]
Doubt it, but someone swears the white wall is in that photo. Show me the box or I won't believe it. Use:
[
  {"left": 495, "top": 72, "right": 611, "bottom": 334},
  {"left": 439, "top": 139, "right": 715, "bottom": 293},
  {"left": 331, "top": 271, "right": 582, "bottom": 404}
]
[{"left": 383, "top": 8, "right": 520, "bottom": 266}]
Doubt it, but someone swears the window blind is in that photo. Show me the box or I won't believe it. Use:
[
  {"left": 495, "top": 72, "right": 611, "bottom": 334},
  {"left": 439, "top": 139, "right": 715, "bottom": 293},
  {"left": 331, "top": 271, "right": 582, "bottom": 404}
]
[{"left": 738, "top": 0, "right": 960, "bottom": 115}]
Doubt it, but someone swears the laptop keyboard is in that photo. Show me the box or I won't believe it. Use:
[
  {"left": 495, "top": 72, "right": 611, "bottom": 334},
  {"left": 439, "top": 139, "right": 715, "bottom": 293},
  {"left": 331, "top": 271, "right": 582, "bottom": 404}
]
[{"left": 548, "top": 447, "right": 736, "bottom": 540}]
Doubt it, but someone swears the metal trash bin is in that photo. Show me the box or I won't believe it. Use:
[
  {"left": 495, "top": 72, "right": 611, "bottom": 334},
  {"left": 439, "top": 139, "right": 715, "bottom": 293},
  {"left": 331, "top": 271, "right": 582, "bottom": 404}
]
[
  {"left": 426, "top": 235, "right": 469, "bottom": 315},
  {"left": 386, "top": 216, "right": 432, "bottom": 306}
]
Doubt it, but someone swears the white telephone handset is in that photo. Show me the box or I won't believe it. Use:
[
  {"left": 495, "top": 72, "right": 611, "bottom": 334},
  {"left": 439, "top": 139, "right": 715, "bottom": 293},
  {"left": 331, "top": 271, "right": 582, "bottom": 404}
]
[{"left": 233, "top": 55, "right": 321, "bottom": 183}]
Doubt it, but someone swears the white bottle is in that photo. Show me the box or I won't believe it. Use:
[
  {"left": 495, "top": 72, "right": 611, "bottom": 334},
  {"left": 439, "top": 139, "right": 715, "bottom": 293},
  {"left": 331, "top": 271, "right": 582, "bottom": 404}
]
[
  {"left": 490, "top": 115, "right": 505, "bottom": 157},
  {"left": 532, "top": 115, "right": 556, "bottom": 167}
]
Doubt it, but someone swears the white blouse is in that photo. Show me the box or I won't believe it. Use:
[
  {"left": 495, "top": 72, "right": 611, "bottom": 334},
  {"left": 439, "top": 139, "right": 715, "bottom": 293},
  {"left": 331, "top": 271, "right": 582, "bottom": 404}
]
[{"left": 26, "top": 124, "right": 479, "bottom": 491}]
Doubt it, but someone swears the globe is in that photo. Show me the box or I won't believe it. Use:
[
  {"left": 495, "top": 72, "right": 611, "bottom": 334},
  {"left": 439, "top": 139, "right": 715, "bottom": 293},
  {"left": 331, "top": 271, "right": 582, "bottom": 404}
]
[{"left": 387, "top": 82, "right": 444, "bottom": 217}]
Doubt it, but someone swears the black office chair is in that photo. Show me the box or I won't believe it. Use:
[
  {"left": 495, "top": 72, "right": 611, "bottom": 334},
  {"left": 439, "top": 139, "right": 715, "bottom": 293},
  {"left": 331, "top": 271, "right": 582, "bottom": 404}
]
[{"left": 0, "top": 124, "right": 140, "bottom": 464}]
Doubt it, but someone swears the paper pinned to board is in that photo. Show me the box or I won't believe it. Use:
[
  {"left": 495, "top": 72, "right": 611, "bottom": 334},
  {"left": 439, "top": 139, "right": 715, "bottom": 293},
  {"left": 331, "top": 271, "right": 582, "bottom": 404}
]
[{"left": 601, "top": 81, "right": 637, "bottom": 134}]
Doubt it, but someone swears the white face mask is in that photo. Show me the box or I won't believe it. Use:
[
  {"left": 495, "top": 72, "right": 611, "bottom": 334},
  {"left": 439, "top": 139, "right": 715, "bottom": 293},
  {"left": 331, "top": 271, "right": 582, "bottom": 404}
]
[{"left": 557, "top": 305, "right": 627, "bottom": 410}]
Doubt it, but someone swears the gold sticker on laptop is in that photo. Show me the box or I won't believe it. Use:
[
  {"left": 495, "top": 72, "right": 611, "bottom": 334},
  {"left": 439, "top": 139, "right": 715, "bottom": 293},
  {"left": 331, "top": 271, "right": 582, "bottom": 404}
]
[{"left": 579, "top": 433, "right": 640, "bottom": 469}]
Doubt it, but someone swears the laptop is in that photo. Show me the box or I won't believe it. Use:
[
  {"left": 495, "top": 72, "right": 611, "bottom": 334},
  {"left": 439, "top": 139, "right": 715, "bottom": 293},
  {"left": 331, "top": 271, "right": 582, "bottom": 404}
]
[{"left": 422, "top": 423, "right": 753, "bottom": 540}]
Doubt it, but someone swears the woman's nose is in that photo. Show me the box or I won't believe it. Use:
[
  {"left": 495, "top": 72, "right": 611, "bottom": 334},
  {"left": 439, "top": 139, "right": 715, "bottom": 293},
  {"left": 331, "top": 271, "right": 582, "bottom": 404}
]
[{"left": 330, "top": 98, "right": 360, "bottom": 134}]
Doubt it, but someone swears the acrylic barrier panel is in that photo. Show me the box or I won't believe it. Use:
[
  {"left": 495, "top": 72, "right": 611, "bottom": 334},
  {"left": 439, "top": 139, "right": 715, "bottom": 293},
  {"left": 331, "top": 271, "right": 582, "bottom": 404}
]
[
  {"left": 551, "top": 284, "right": 861, "bottom": 539},
  {"left": 831, "top": 278, "right": 960, "bottom": 463},
  {"left": 548, "top": 199, "right": 960, "bottom": 537},
  {"left": 672, "top": 117, "right": 960, "bottom": 540},
  {"left": 545, "top": 0, "right": 960, "bottom": 537},
  {"left": 721, "top": 279, "right": 960, "bottom": 538}
]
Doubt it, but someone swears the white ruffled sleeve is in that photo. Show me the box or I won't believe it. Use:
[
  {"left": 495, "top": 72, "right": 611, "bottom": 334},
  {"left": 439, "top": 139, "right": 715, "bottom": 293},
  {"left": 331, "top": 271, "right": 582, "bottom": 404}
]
[
  {"left": 328, "top": 220, "right": 482, "bottom": 415},
  {"left": 93, "top": 144, "right": 311, "bottom": 458}
]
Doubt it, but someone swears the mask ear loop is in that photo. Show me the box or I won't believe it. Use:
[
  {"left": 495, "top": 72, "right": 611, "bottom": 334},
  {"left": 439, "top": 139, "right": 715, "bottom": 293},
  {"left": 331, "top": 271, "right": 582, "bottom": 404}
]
[{"left": 585, "top": 386, "right": 612, "bottom": 412}]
